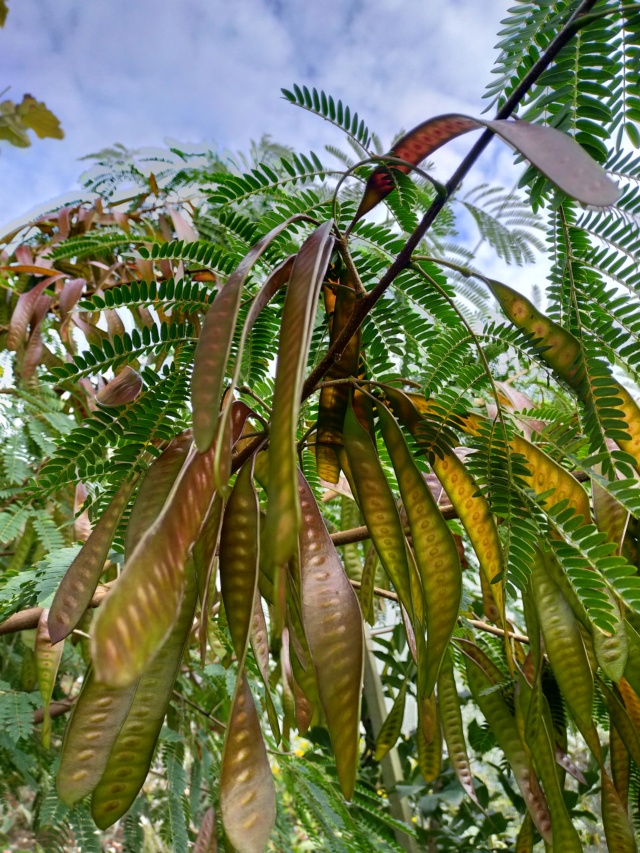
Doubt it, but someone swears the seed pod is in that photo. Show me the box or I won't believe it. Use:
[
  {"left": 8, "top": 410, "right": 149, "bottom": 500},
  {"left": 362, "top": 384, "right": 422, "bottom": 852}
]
[
  {"left": 592, "top": 594, "right": 628, "bottom": 683},
  {"left": 219, "top": 459, "right": 259, "bottom": 662},
  {"left": 339, "top": 496, "right": 364, "bottom": 582},
  {"left": 601, "top": 772, "right": 637, "bottom": 853},
  {"left": 530, "top": 546, "right": 596, "bottom": 745},
  {"left": 57, "top": 667, "right": 138, "bottom": 805},
  {"left": 251, "top": 593, "right": 280, "bottom": 744},
  {"left": 437, "top": 649, "right": 478, "bottom": 804},
  {"left": 91, "top": 441, "right": 215, "bottom": 687},
  {"left": 316, "top": 264, "right": 361, "bottom": 483},
  {"left": 611, "top": 720, "right": 631, "bottom": 812},
  {"left": 298, "top": 470, "right": 364, "bottom": 800},
  {"left": 375, "top": 681, "right": 407, "bottom": 762},
  {"left": 193, "top": 806, "right": 217, "bottom": 853},
  {"left": 194, "top": 494, "right": 224, "bottom": 663},
  {"left": 518, "top": 675, "right": 583, "bottom": 852},
  {"left": 48, "top": 477, "right": 138, "bottom": 644},
  {"left": 417, "top": 702, "right": 442, "bottom": 784},
  {"left": 432, "top": 449, "right": 505, "bottom": 620},
  {"left": 220, "top": 672, "right": 276, "bottom": 853},
  {"left": 342, "top": 399, "right": 414, "bottom": 619},
  {"left": 515, "top": 813, "right": 535, "bottom": 853},
  {"left": 192, "top": 217, "right": 304, "bottom": 453},
  {"left": 377, "top": 401, "right": 461, "bottom": 694},
  {"left": 358, "top": 544, "right": 378, "bottom": 625},
  {"left": 354, "top": 113, "right": 619, "bottom": 222},
  {"left": 124, "top": 433, "right": 192, "bottom": 560},
  {"left": 35, "top": 609, "right": 64, "bottom": 748},
  {"left": 623, "top": 620, "right": 640, "bottom": 697},
  {"left": 264, "top": 221, "right": 335, "bottom": 570},
  {"left": 599, "top": 679, "right": 640, "bottom": 768},
  {"left": 91, "top": 564, "right": 197, "bottom": 829},
  {"left": 213, "top": 256, "right": 295, "bottom": 489},
  {"left": 487, "top": 279, "right": 640, "bottom": 469},
  {"left": 464, "top": 651, "right": 552, "bottom": 843}
]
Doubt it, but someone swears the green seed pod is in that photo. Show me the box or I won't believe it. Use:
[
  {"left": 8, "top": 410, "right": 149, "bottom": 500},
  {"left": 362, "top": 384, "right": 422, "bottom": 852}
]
[
  {"left": 375, "top": 681, "right": 407, "bottom": 762},
  {"left": 518, "top": 675, "right": 583, "bottom": 852},
  {"left": 598, "top": 678, "right": 640, "bottom": 768},
  {"left": 358, "top": 544, "right": 378, "bottom": 625},
  {"left": 464, "top": 650, "right": 552, "bottom": 843},
  {"left": 298, "top": 470, "right": 364, "bottom": 800},
  {"left": 35, "top": 609, "right": 65, "bottom": 749},
  {"left": 437, "top": 649, "right": 478, "bottom": 804},
  {"left": 57, "top": 667, "right": 138, "bottom": 805},
  {"left": 610, "top": 721, "right": 631, "bottom": 811},
  {"left": 377, "top": 401, "right": 461, "bottom": 694},
  {"left": 264, "top": 221, "right": 335, "bottom": 570},
  {"left": 515, "top": 813, "right": 535, "bottom": 853},
  {"left": 48, "top": 477, "right": 138, "bottom": 644},
  {"left": 432, "top": 449, "right": 504, "bottom": 620},
  {"left": 91, "top": 564, "right": 197, "bottom": 829},
  {"left": 343, "top": 398, "right": 414, "bottom": 620},
  {"left": 339, "top": 496, "right": 364, "bottom": 582},
  {"left": 530, "top": 546, "right": 596, "bottom": 745},
  {"left": 219, "top": 672, "right": 276, "bottom": 853},
  {"left": 219, "top": 459, "right": 260, "bottom": 662},
  {"left": 488, "top": 278, "right": 640, "bottom": 470},
  {"left": 601, "top": 772, "right": 637, "bottom": 853},
  {"left": 417, "top": 701, "right": 442, "bottom": 784}
]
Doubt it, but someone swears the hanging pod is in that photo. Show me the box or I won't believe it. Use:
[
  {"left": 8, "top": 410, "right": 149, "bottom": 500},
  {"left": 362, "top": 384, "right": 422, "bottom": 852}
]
[
  {"left": 298, "top": 470, "right": 364, "bottom": 800},
  {"left": 529, "top": 545, "right": 597, "bottom": 747},
  {"left": 376, "top": 400, "right": 461, "bottom": 694},
  {"left": 437, "top": 649, "right": 478, "bottom": 805},
  {"left": 48, "top": 476, "right": 139, "bottom": 645},
  {"left": 462, "top": 647, "right": 552, "bottom": 843},
  {"left": 342, "top": 396, "right": 416, "bottom": 620},
  {"left": 316, "top": 261, "right": 361, "bottom": 483},
  {"left": 91, "top": 438, "right": 217, "bottom": 687},
  {"left": 91, "top": 564, "right": 198, "bottom": 828},
  {"left": 264, "top": 220, "right": 335, "bottom": 571},
  {"left": 35, "top": 609, "right": 65, "bottom": 749}
]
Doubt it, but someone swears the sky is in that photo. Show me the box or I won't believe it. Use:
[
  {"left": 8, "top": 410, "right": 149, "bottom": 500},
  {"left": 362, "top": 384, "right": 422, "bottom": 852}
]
[{"left": 0, "top": 0, "right": 539, "bottom": 283}]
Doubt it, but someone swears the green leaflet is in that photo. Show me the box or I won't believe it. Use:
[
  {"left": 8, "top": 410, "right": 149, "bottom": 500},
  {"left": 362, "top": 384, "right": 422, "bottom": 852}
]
[
  {"left": 219, "top": 672, "right": 276, "bottom": 853},
  {"left": 264, "top": 220, "right": 334, "bottom": 570},
  {"left": 298, "top": 470, "right": 364, "bottom": 800},
  {"left": 91, "top": 563, "right": 197, "bottom": 829},
  {"left": 57, "top": 667, "right": 138, "bottom": 805},
  {"left": 192, "top": 216, "right": 305, "bottom": 453},
  {"left": 354, "top": 113, "right": 619, "bottom": 223},
  {"left": 35, "top": 608, "right": 64, "bottom": 749},
  {"left": 91, "top": 441, "right": 214, "bottom": 687},
  {"left": 48, "top": 476, "right": 138, "bottom": 644},
  {"left": 342, "top": 398, "right": 414, "bottom": 619},
  {"left": 374, "top": 680, "right": 407, "bottom": 762},
  {"left": 377, "top": 401, "right": 461, "bottom": 695}
]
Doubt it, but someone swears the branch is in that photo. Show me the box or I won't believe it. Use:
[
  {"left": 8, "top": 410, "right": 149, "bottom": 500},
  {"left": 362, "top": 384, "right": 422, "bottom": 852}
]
[
  {"left": 301, "top": 0, "right": 600, "bottom": 399},
  {"left": 0, "top": 583, "right": 112, "bottom": 636}
]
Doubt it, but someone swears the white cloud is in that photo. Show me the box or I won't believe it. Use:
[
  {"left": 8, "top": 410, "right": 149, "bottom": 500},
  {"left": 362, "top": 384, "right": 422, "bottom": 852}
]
[{"left": 1, "top": 0, "right": 550, "bottom": 293}]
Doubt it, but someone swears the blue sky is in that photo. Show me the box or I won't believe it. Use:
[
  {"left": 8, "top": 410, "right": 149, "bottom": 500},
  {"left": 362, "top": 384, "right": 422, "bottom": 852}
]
[{"left": 0, "top": 1, "right": 544, "bottom": 287}]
